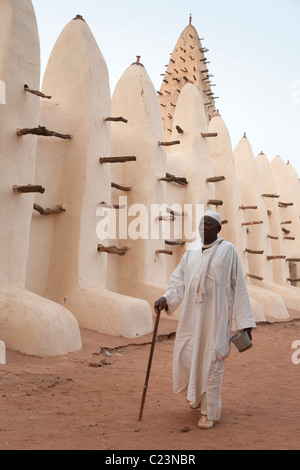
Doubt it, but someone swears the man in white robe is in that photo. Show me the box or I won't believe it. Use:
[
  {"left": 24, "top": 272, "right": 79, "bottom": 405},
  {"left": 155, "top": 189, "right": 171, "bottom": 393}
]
[{"left": 154, "top": 210, "right": 256, "bottom": 429}]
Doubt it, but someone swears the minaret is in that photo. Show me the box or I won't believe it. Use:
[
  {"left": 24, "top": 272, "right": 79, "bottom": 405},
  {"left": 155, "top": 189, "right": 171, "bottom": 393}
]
[{"left": 158, "top": 15, "right": 216, "bottom": 139}]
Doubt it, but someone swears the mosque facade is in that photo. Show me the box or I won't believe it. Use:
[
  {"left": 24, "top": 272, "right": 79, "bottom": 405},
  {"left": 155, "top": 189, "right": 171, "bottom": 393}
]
[{"left": 0, "top": 0, "right": 299, "bottom": 357}]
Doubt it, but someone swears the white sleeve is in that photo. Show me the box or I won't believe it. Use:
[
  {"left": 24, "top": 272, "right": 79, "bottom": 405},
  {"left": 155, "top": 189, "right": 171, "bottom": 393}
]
[
  {"left": 233, "top": 251, "right": 257, "bottom": 330},
  {"left": 163, "top": 252, "right": 187, "bottom": 315}
]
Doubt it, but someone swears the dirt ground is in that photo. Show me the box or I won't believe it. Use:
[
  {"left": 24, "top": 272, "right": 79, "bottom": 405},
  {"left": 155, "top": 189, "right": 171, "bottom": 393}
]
[{"left": 0, "top": 315, "right": 300, "bottom": 451}]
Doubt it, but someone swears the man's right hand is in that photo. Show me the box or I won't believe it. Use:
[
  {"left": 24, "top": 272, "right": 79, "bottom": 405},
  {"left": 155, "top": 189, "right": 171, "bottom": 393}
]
[{"left": 154, "top": 297, "right": 169, "bottom": 314}]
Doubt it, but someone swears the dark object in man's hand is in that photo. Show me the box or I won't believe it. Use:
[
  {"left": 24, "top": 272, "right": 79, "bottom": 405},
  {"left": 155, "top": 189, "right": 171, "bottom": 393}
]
[{"left": 243, "top": 328, "right": 252, "bottom": 341}]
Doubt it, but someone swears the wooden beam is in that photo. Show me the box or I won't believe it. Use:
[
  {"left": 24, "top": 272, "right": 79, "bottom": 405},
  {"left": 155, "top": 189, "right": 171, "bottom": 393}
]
[
  {"left": 240, "top": 205, "right": 258, "bottom": 210},
  {"left": 158, "top": 140, "right": 180, "bottom": 147},
  {"left": 111, "top": 182, "right": 133, "bottom": 192},
  {"left": 242, "top": 221, "right": 263, "bottom": 226},
  {"left": 267, "top": 255, "right": 286, "bottom": 261},
  {"left": 245, "top": 249, "right": 264, "bottom": 255},
  {"left": 156, "top": 250, "right": 173, "bottom": 255},
  {"left": 33, "top": 203, "right": 65, "bottom": 215},
  {"left": 207, "top": 199, "right": 223, "bottom": 206},
  {"left": 201, "top": 132, "right": 218, "bottom": 138},
  {"left": 100, "top": 156, "right": 136, "bottom": 164},
  {"left": 278, "top": 202, "right": 293, "bottom": 208},
  {"left": 97, "top": 244, "right": 130, "bottom": 256},
  {"left": 165, "top": 240, "right": 186, "bottom": 246},
  {"left": 157, "top": 215, "right": 175, "bottom": 222},
  {"left": 167, "top": 207, "right": 187, "bottom": 217},
  {"left": 247, "top": 273, "right": 264, "bottom": 281},
  {"left": 13, "top": 184, "right": 45, "bottom": 194},
  {"left": 24, "top": 84, "right": 51, "bottom": 99},
  {"left": 206, "top": 176, "right": 225, "bottom": 183},
  {"left": 17, "top": 126, "right": 72, "bottom": 139},
  {"left": 99, "top": 201, "right": 126, "bottom": 209},
  {"left": 261, "top": 193, "right": 280, "bottom": 198},
  {"left": 103, "top": 116, "right": 128, "bottom": 123},
  {"left": 158, "top": 173, "right": 188, "bottom": 186}
]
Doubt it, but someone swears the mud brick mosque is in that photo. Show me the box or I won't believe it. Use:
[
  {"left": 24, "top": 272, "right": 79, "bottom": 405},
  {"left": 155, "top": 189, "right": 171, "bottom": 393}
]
[{"left": 1, "top": 0, "right": 300, "bottom": 357}]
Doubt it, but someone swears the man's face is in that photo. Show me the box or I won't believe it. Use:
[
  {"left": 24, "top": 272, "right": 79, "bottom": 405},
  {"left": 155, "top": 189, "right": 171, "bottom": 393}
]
[{"left": 199, "top": 216, "right": 221, "bottom": 244}]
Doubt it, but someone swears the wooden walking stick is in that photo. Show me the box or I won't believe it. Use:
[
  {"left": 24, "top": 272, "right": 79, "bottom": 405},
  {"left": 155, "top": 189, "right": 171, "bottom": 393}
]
[{"left": 138, "top": 310, "right": 161, "bottom": 421}]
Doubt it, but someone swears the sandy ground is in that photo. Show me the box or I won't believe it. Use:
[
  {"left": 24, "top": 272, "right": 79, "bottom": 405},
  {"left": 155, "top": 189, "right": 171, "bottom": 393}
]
[{"left": 0, "top": 315, "right": 300, "bottom": 451}]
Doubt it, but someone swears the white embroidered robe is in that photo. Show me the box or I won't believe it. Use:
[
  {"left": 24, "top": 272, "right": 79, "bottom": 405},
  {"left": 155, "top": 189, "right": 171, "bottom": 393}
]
[{"left": 164, "top": 239, "right": 256, "bottom": 421}]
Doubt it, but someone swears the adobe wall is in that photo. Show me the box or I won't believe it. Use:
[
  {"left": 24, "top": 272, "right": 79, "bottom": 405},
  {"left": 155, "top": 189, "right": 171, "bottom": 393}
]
[
  {"left": 0, "top": 0, "right": 81, "bottom": 356},
  {"left": 26, "top": 18, "right": 153, "bottom": 338}
]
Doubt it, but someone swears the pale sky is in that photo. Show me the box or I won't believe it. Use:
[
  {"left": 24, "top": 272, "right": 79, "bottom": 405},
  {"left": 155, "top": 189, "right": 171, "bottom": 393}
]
[{"left": 31, "top": 0, "right": 300, "bottom": 177}]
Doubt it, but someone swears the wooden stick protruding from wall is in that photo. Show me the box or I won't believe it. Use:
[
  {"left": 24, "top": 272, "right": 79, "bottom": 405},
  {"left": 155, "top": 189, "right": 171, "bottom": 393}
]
[
  {"left": 156, "top": 250, "right": 173, "bottom": 255},
  {"left": 176, "top": 125, "right": 184, "bottom": 134},
  {"left": 201, "top": 132, "right": 218, "bottom": 138},
  {"left": 247, "top": 273, "right": 264, "bottom": 281},
  {"left": 165, "top": 240, "right": 186, "bottom": 246},
  {"left": 245, "top": 249, "right": 264, "bottom": 255},
  {"left": 111, "top": 182, "right": 133, "bottom": 192},
  {"left": 278, "top": 202, "right": 293, "bottom": 208},
  {"left": 157, "top": 215, "right": 175, "bottom": 222},
  {"left": 99, "top": 201, "right": 126, "bottom": 210},
  {"left": 17, "top": 126, "right": 72, "bottom": 139},
  {"left": 103, "top": 116, "right": 128, "bottom": 123},
  {"left": 242, "top": 221, "right": 263, "bottom": 226},
  {"left": 240, "top": 205, "right": 258, "bottom": 210},
  {"left": 33, "top": 203, "right": 65, "bottom": 215},
  {"left": 13, "top": 185, "right": 45, "bottom": 194},
  {"left": 97, "top": 244, "right": 130, "bottom": 256},
  {"left": 206, "top": 176, "right": 225, "bottom": 183},
  {"left": 159, "top": 173, "right": 188, "bottom": 186},
  {"left": 24, "top": 84, "right": 51, "bottom": 99},
  {"left": 261, "top": 193, "right": 280, "bottom": 198},
  {"left": 207, "top": 199, "right": 223, "bottom": 206},
  {"left": 158, "top": 140, "right": 181, "bottom": 147},
  {"left": 167, "top": 207, "right": 187, "bottom": 217},
  {"left": 100, "top": 156, "right": 137, "bottom": 164}
]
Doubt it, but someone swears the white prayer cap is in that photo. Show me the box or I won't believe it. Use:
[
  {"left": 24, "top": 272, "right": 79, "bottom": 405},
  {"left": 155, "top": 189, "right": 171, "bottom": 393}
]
[{"left": 202, "top": 210, "right": 221, "bottom": 226}]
